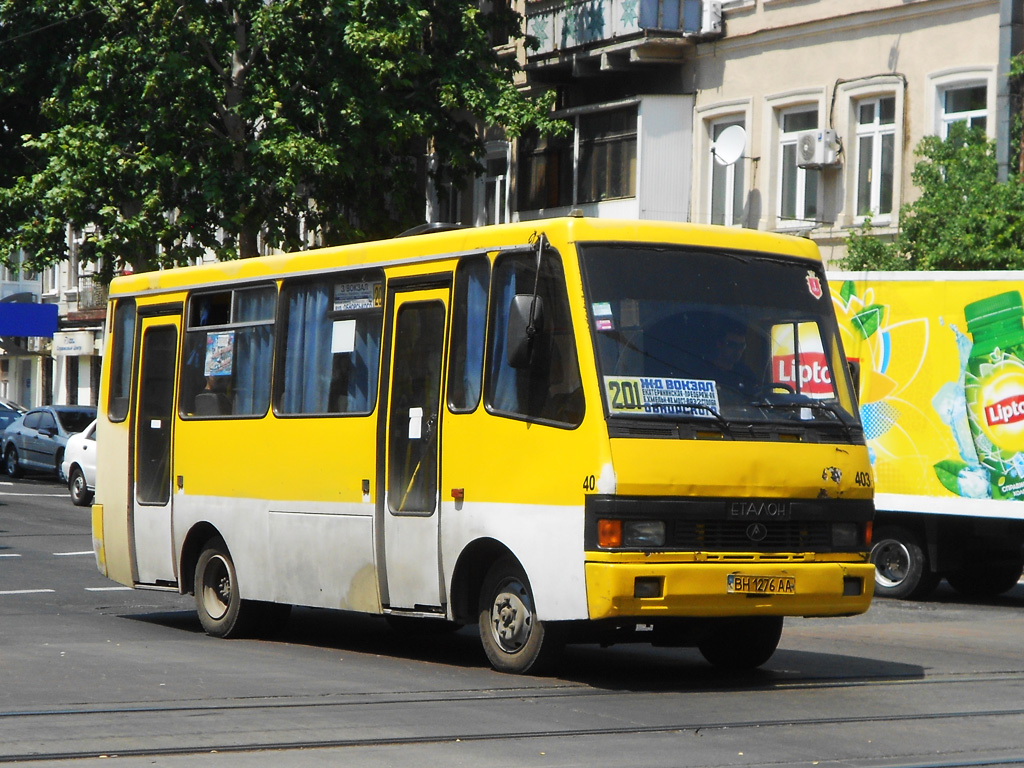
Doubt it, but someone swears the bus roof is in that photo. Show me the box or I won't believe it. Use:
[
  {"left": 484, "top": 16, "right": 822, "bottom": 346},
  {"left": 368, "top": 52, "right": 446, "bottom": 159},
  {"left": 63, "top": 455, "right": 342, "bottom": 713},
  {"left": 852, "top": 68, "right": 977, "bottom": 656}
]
[{"left": 107, "top": 217, "right": 822, "bottom": 298}]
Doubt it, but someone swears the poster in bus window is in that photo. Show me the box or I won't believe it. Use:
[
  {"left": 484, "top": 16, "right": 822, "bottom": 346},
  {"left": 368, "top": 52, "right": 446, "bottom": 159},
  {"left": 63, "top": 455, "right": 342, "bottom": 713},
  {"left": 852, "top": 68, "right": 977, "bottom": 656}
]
[
  {"left": 770, "top": 322, "right": 834, "bottom": 399},
  {"left": 334, "top": 281, "right": 382, "bottom": 312},
  {"left": 204, "top": 331, "right": 234, "bottom": 377}
]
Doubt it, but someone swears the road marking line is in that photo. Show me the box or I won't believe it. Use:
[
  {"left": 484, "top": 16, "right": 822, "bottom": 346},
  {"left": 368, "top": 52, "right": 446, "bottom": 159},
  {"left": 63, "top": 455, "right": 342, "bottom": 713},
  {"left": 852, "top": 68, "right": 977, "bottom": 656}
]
[
  {"left": 0, "top": 553, "right": 22, "bottom": 558},
  {"left": 85, "top": 586, "right": 133, "bottom": 592},
  {"left": 0, "top": 492, "right": 68, "bottom": 497},
  {"left": 53, "top": 551, "right": 94, "bottom": 557},
  {"left": 0, "top": 589, "right": 56, "bottom": 595}
]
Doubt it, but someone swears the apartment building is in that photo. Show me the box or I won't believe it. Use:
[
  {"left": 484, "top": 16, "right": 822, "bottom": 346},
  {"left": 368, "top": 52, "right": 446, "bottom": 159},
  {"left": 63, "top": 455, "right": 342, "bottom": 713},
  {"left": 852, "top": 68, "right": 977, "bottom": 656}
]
[
  {"left": 0, "top": 242, "right": 103, "bottom": 410},
  {"left": 691, "top": 0, "right": 1013, "bottom": 264},
  {"left": 434, "top": 0, "right": 1019, "bottom": 269}
]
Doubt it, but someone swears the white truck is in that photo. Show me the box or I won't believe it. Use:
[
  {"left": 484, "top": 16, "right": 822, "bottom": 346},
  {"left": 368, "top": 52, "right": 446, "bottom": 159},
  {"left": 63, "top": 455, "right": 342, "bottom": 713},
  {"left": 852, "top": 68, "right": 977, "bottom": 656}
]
[{"left": 830, "top": 271, "right": 1024, "bottom": 599}]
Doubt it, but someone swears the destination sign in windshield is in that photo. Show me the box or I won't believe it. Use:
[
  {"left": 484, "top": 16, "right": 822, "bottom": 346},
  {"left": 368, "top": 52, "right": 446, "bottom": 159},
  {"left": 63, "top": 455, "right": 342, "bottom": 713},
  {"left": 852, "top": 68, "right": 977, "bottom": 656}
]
[{"left": 603, "top": 376, "right": 721, "bottom": 417}]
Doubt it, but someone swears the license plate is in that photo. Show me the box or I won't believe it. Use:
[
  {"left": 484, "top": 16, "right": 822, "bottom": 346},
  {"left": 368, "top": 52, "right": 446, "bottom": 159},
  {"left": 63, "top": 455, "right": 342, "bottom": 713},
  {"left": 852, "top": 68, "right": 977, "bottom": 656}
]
[{"left": 727, "top": 574, "right": 796, "bottom": 595}]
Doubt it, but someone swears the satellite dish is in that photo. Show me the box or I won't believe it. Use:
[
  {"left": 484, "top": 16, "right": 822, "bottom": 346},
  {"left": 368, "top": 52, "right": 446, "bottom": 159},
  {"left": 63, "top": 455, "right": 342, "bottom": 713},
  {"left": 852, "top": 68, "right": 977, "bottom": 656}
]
[{"left": 712, "top": 125, "right": 746, "bottom": 166}]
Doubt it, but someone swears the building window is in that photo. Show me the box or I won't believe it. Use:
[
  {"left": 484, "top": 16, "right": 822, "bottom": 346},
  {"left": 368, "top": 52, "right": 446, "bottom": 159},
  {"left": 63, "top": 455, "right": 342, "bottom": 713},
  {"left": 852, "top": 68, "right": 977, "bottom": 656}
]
[
  {"left": 476, "top": 144, "right": 509, "bottom": 226},
  {"left": 709, "top": 118, "right": 745, "bottom": 226},
  {"left": 577, "top": 108, "right": 637, "bottom": 204},
  {"left": 940, "top": 84, "right": 987, "bottom": 137},
  {"left": 778, "top": 108, "right": 819, "bottom": 225},
  {"left": 855, "top": 96, "right": 896, "bottom": 219},
  {"left": 518, "top": 105, "right": 638, "bottom": 211}
]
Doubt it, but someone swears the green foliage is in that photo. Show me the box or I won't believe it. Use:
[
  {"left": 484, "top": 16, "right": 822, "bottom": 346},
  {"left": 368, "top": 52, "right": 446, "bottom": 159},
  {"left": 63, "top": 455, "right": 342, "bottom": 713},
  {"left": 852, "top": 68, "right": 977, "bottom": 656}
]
[
  {"left": 841, "top": 122, "right": 1024, "bottom": 272},
  {"left": 0, "top": 0, "right": 560, "bottom": 278}
]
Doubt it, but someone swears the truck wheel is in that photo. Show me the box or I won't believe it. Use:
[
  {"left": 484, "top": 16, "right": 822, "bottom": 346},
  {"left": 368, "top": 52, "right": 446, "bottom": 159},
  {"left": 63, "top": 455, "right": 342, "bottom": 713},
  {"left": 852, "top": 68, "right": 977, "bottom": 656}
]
[
  {"left": 946, "top": 562, "right": 1023, "bottom": 598},
  {"left": 697, "top": 616, "right": 784, "bottom": 670},
  {"left": 870, "top": 526, "right": 939, "bottom": 600}
]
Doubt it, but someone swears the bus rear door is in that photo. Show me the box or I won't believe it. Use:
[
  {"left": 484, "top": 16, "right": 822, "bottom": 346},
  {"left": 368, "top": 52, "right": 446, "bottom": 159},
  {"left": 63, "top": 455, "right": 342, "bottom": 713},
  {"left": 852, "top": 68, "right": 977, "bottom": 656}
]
[
  {"left": 130, "top": 310, "right": 180, "bottom": 586},
  {"left": 378, "top": 283, "right": 450, "bottom": 612}
]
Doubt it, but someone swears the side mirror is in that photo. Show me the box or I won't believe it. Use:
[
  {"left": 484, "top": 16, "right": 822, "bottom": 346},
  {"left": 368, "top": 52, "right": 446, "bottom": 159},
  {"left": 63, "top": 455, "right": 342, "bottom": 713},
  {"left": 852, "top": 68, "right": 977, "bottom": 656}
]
[{"left": 506, "top": 294, "right": 544, "bottom": 369}]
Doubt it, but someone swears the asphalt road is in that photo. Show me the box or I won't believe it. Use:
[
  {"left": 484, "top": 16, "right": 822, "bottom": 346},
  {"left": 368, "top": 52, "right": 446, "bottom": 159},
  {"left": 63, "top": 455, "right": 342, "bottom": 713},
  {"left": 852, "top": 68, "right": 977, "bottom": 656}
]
[{"left": 3, "top": 476, "right": 1024, "bottom": 768}]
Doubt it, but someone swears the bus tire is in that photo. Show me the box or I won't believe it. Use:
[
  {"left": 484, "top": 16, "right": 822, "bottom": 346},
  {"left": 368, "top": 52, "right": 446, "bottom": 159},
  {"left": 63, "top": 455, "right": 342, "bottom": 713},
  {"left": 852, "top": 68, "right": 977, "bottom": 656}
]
[
  {"left": 946, "top": 562, "right": 1023, "bottom": 598},
  {"left": 478, "top": 557, "right": 563, "bottom": 675},
  {"left": 5, "top": 446, "right": 21, "bottom": 478},
  {"left": 870, "top": 526, "right": 939, "bottom": 600},
  {"left": 697, "top": 616, "right": 783, "bottom": 670},
  {"left": 194, "top": 538, "right": 256, "bottom": 639}
]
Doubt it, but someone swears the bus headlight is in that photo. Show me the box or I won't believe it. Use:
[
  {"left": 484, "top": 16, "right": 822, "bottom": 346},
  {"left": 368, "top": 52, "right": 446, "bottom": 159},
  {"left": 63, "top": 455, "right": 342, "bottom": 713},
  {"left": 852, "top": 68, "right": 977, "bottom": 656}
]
[
  {"left": 597, "top": 520, "right": 666, "bottom": 548},
  {"left": 831, "top": 522, "right": 860, "bottom": 548},
  {"left": 624, "top": 521, "right": 666, "bottom": 548}
]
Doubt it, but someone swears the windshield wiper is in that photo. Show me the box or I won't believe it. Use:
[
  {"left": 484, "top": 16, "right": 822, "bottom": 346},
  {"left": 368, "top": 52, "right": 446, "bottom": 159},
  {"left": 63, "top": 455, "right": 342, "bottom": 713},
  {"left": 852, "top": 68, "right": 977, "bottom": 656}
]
[
  {"left": 673, "top": 402, "right": 733, "bottom": 436},
  {"left": 749, "top": 398, "right": 853, "bottom": 441}
]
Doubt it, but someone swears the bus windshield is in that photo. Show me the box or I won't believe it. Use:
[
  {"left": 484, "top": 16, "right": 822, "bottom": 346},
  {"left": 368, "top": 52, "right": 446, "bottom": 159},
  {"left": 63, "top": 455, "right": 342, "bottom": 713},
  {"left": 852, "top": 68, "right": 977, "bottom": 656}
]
[{"left": 579, "top": 243, "right": 860, "bottom": 438}]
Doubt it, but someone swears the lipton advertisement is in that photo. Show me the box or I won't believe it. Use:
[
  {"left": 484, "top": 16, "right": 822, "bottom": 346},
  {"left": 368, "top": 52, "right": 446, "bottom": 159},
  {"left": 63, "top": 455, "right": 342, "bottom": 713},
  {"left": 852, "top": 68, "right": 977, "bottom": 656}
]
[{"left": 831, "top": 274, "right": 1024, "bottom": 505}]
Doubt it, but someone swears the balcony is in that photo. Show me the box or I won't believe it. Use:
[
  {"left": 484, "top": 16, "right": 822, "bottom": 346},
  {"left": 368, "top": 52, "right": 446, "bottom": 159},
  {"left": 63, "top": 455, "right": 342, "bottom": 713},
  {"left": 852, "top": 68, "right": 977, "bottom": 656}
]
[{"left": 525, "top": 0, "right": 716, "bottom": 65}]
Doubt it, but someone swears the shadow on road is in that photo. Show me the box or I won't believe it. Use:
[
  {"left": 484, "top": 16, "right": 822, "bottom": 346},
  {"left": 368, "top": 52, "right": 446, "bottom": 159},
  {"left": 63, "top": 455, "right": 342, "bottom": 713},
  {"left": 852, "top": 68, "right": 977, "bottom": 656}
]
[{"left": 122, "top": 605, "right": 926, "bottom": 692}]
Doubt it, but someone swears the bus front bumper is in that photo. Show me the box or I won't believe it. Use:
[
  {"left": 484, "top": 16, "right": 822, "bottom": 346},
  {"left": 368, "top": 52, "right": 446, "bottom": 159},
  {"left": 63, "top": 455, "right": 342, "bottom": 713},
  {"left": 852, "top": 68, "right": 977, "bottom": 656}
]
[{"left": 585, "top": 558, "right": 875, "bottom": 620}]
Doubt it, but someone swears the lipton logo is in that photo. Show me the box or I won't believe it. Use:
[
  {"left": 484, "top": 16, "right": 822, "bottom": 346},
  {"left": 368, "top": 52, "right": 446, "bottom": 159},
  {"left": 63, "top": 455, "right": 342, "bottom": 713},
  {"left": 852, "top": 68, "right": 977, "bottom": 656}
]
[
  {"left": 729, "top": 500, "right": 790, "bottom": 519},
  {"left": 985, "top": 394, "right": 1024, "bottom": 426},
  {"left": 746, "top": 523, "right": 768, "bottom": 542}
]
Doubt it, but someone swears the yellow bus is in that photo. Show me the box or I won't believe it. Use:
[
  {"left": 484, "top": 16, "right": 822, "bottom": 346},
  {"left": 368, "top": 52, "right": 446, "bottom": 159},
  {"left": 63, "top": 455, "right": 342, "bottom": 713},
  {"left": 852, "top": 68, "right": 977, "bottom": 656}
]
[{"left": 92, "top": 217, "right": 874, "bottom": 674}]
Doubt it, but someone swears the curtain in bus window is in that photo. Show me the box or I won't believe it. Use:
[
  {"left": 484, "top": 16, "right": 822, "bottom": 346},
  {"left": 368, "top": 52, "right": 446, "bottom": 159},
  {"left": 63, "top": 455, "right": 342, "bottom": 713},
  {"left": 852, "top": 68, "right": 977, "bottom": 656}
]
[
  {"left": 282, "top": 286, "right": 332, "bottom": 413},
  {"left": 345, "top": 320, "right": 381, "bottom": 412},
  {"left": 233, "top": 326, "right": 272, "bottom": 415},
  {"left": 280, "top": 283, "right": 382, "bottom": 414}
]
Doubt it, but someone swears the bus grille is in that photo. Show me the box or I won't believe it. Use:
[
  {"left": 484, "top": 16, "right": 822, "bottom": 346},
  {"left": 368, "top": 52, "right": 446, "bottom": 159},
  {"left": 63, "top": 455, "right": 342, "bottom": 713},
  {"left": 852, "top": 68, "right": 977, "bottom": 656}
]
[{"left": 671, "top": 520, "right": 832, "bottom": 551}]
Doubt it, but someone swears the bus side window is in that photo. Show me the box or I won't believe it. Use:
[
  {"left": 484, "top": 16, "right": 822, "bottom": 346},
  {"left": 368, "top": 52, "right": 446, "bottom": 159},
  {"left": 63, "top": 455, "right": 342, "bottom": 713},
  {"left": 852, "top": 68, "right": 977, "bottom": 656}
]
[
  {"left": 276, "top": 271, "right": 383, "bottom": 416},
  {"left": 179, "top": 286, "right": 276, "bottom": 419},
  {"left": 448, "top": 256, "right": 489, "bottom": 413},
  {"left": 485, "top": 251, "right": 583, "bottom": 426},
  {"left": 107, "top": 298, "right": 136, "bottom": 423}
]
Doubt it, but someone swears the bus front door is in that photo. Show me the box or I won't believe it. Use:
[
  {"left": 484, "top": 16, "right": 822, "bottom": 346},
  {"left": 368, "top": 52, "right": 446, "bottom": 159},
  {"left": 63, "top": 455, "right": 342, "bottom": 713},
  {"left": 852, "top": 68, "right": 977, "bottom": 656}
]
[
  {"left": 380, "top": 286, "right": 449, "bottom": 612},
  {"left": 129, "top": 313, "right": 180, "bottom": 586}
]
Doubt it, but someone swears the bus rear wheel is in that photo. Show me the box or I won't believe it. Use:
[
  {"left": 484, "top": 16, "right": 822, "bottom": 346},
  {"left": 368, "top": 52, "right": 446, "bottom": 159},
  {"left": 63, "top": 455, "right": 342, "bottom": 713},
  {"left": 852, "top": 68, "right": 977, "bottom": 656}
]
[
  {"left": 697, "top": 616, "right": 784, "bottom": 670},
  {"left": 478, "top": 557, "right": 563, "bottom": 675},
  {"left": 194, "top": 538, "right": 253, "bottom": 638}
]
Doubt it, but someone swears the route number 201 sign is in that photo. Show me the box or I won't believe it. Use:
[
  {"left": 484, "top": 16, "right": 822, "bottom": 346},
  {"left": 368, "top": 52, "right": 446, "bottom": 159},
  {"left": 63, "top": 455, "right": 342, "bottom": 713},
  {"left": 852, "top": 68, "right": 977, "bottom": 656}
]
[{"left": 603, "top": 376, "right": 721, "bottom": 417}]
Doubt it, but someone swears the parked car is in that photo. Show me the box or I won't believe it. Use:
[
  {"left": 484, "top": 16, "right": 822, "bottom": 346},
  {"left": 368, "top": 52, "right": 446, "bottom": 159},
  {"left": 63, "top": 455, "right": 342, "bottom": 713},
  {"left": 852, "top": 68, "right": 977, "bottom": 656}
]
[
  {"left": 0, "top": 399, "right": 26, "bottom": 433},
  {"left": 61, "top": 419, "right": 97, "bottom": 506},
  {"left": 3, "top": 405, "right": 97, "bottom": 479}
]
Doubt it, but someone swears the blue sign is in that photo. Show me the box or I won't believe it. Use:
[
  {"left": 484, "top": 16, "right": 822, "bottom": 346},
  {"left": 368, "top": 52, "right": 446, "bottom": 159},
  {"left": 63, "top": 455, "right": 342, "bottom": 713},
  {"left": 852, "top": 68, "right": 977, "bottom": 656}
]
[{"left": 0, "top": 303, "right": 59, "bottom": 337}]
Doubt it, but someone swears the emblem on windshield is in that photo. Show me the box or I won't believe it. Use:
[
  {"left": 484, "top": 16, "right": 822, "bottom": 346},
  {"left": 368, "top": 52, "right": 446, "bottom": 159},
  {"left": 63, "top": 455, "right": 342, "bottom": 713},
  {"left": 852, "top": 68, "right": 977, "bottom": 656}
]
[
  {"left": 746, "top": 523, "right": 768, "bottom": 542},
  {"left": 806, "top": 270, "right": 823, "bottom": 300}
]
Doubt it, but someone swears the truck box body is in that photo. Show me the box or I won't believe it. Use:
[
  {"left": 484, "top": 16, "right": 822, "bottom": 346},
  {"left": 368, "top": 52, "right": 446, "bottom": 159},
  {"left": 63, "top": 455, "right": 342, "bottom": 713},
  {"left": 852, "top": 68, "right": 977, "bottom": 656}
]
[{"left": 830, "top": 271, "right": 1024, "bottom": 598}]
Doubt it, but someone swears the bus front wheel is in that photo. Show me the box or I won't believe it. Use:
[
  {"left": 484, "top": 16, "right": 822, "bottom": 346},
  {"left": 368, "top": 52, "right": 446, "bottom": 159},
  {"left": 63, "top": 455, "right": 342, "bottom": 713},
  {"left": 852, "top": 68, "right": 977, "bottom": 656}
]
[
  {"left": 697, "top": 616, "right": 784, "bottom": 670},
  {"left": 194, "top": 538, "right": 251, "bottom": 638},
  {"left": 478, "top": 557, "right": 563, "bottom": 675}
]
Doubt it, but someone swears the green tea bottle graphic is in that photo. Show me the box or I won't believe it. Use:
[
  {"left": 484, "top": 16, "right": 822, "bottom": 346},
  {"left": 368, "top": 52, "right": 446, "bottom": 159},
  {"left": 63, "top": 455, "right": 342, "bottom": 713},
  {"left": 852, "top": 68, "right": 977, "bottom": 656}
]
[{"left": 964, "top": 291, "right": 1024, "bottom": 498}]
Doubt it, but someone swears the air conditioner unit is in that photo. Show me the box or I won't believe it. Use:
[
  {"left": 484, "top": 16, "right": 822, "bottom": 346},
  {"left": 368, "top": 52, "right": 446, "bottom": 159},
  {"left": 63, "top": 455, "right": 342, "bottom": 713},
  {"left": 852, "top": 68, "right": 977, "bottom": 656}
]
[
  {"left": 701, "top": 0, "right": 723, "bottom": 36},
  {"left": 796, "top": 129, "right": 840, "bottom": 169}
]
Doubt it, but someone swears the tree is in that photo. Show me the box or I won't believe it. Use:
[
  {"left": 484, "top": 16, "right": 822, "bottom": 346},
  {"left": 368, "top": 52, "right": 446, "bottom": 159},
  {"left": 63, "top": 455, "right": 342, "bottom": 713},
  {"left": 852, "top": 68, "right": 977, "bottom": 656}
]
[
  {"left": 841, "top": 122, "right": 1024, "bottom": 271},
  {"left": 0, "top": 0, "right": 560, "bottom": 279}
]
